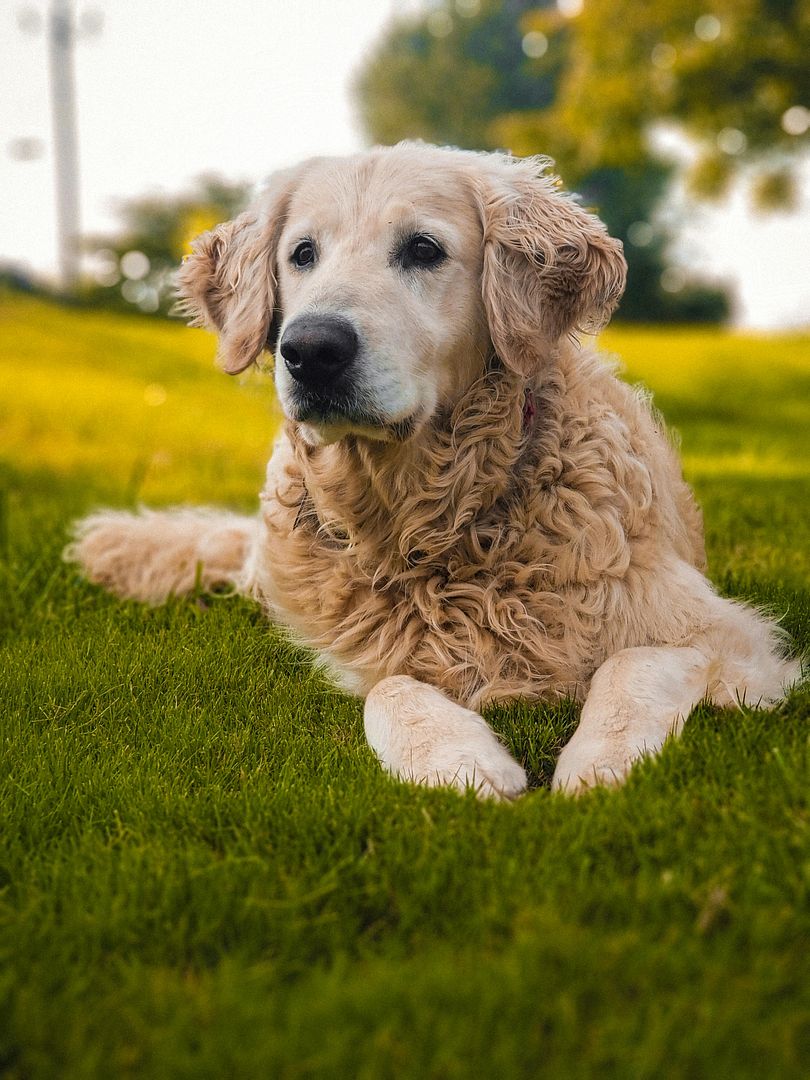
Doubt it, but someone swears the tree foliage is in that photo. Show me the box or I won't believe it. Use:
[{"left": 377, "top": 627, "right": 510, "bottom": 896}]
[
  {"left": 357, "top": 0, "right": 562, "bottom": 150},
  {"left": 83, "top": 176, "right": 251, "bottom": 316},
  {"left": 355, "top": 0, "right": 730, "bottom": 322},
  {"left": 511, "top": 0, "right": 810, "bottom": 205}
]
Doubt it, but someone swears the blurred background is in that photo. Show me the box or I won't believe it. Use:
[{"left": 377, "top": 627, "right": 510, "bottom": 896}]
[
  {"left": 4, "top": 10, "right": 810, "bottom": 1073},
  {"left": 2, "top": 0, "right": 809, "bottom": 329}
]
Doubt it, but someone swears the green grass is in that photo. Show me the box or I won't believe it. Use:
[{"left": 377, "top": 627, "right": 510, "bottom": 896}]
[{"left": 1, "top": 294, "right": 808, "bottom": 1078}]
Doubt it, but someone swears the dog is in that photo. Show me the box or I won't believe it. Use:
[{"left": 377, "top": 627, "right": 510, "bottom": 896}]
[{"left": 67, "top": 143, "right": 799, "bottom": 798}]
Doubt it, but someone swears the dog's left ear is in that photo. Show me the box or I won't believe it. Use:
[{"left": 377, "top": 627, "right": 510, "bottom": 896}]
[
  {"left": 471, "top": 155, "right": 627, "bottom": 375},
  {"left": 175, "top": 165, "right": 300, "bottom": 374}
]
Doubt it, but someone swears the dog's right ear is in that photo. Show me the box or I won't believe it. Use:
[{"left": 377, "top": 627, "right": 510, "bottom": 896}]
[{"left": 175, "top": 166, "right": 299, "bottom": 374}]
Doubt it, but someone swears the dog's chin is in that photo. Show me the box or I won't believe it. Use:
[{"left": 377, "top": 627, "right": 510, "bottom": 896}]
[
  {"left": 296, "top": 419, "right": 379, "bottom": 448},
  {"left": 286, "top": 402, "right": 423, "bottom": 448}
]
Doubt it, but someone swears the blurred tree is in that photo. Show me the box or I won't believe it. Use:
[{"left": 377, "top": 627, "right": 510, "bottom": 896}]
[
  {"left": 354, "top": 1, "right": 736, "bottom": 322},
  {"left": 83, "top": 176, "right": 251, "bottom": 316},
  {"left": 517, "top": 0, "right": 810, "bottom": 207},
  {"left": 358, "top": 0, "right": 563, "bottom": 149}
]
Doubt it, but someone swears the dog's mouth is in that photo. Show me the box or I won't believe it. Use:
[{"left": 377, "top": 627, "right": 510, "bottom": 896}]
[{"left": 288, "top": 392, "right": 419, "bottom": 446}]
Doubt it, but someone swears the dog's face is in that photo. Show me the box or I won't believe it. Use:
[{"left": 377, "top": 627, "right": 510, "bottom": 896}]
[
  {"left": 272, "top": 154, "right": 490, "bottom": 444},
  {"left": 177, "top": 144, "right": 626, "bottom": 446}
]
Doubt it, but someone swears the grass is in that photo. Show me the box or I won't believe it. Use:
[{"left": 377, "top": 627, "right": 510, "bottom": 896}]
[{"left": 1, "top": 293, "right": 808, "bottom": 1078}]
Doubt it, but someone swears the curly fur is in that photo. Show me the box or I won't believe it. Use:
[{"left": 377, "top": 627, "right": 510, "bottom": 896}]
[
  {"left": 67, "top": 143, "right": 800, "bottom": 797},
  {"left": 248, "top": 349, "right": 787, "bottom": 711}
]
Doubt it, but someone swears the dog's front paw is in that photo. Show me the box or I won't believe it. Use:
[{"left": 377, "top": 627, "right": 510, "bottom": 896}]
[
  {"left": 364, "top": 675, "right": 527, "bottom": 800},
  {"left": 551, "top": 736, "right": 637, "bottom": 795}
]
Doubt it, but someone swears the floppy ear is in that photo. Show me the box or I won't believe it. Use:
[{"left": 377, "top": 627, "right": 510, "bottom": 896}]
[
  {"left": 471, "top": 155, "right": 626, "bottom": 375},
  {"left": 175, "top": 167, "right": 299, "bottom": 374}
]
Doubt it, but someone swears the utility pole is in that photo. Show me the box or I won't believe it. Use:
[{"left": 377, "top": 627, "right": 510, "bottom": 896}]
[
  {"left": 47, "top": 0, "right": 81, "bottom": 292},
  {"left": 17, "top": 2, "right": 100, "bottom": 291}
]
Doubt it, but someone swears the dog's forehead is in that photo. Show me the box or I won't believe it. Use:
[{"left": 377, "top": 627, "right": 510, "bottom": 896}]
[{"left": 284, "top": 150, "right": 479, "bottom": 237}]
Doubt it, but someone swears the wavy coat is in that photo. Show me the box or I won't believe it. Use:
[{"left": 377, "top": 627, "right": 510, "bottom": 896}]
[{"left": 68, "top": 144, "right": 799, "bottom": 797}]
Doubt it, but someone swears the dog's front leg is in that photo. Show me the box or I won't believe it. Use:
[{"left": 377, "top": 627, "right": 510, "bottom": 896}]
[
  {"left": 364, "top": 676, "right": 527, "bottom": 800},
  {"left": 552, "top": 646, "right": 710, "bottom": 794}
]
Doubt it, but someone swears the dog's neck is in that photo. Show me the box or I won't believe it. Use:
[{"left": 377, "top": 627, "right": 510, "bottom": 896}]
[{"left": 287, "top": 360, "right": 557, "bottom": 573}]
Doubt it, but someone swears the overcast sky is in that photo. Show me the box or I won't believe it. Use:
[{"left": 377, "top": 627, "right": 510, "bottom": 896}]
[{"left": 2, "top": 0, "right": 809, "bottom": 329}]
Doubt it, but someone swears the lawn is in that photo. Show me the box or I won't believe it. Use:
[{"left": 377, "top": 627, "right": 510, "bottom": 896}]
[{"left": 1, "top": 292, "right": 808, "bottom": 1078}]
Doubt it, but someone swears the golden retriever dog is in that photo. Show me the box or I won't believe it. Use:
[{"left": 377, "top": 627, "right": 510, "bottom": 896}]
[{"left": 67, "top": 143, "right": 799, "bottom": 797}]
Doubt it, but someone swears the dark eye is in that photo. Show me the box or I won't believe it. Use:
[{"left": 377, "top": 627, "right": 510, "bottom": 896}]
[
  {"left": 291, "top": 240, "right": 315, "bottom": 268},
  {"left": 400, "top": 234, "right": 446, "bottom": 270}
]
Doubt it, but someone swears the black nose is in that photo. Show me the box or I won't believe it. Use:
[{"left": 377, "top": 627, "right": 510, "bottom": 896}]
[{"left": 279, "top": 315, "right": 359, "bottom": 387}]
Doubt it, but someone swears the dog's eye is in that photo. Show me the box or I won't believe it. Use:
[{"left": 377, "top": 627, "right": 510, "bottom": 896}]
[
  {"left": 400, "top": 234, "right": 446, "bottom": 270},
  {"left": 291, "top": 240, "right": 316, "bottom": 268}
]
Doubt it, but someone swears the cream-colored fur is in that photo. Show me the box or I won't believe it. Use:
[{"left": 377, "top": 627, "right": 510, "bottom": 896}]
[{"left": 66, "top": 144, "right": 800, "bottom": 797}]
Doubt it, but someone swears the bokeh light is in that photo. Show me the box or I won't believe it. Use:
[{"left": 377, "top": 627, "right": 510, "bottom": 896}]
[
  {"left": 781, "top": 106, "right": 810, "bottom": 137},
  {"left": 660, "top": 267, "right": 686, "bottom": 293},
  {"left": 628, "top": 221, "right": 654, "bottom": 247},
  {"left": 651, "top": 43, "right": 677, "bottom": 69},
  {"left": 694, "top": 15, "right": 722, "bottom": 42},
  {"left": 143, "top": 383, "right": 167, "bottom": 406},
  {"left": 121, "top": 279, "right": 146, "bottom": 303},
  {"left": 120, "top": 250, "right": 151, "bottom": 280},
  {"left": 522, "top": 32, "right": 548, "bottom": 60},
  {"left": 426, "top": 10, "right": 453, "bottom": 38},
  {"left": 89, "top": 248, "right": 120, "bottom": 287},
  {"left": 717, "top": 128, "right": 747, "bottom": 155}
]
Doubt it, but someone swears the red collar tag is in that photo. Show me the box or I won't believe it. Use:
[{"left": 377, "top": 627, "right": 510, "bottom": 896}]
[{"left": 522, "top": 388, "right": 536, "bottom": 431}]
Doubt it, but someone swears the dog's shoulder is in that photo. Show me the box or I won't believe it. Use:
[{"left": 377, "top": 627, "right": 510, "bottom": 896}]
[{"left": 528, "top": 340, "right": 705, "bottom": 568}]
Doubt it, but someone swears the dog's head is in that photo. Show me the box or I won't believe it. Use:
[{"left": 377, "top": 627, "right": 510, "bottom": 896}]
[{"left": 177, "top": 143, "right": 625, "bottom": 446}]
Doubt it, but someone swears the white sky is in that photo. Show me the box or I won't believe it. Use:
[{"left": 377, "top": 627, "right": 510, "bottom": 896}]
[{"left": 2, "top": 0, "right": 809, "bottom": 329}]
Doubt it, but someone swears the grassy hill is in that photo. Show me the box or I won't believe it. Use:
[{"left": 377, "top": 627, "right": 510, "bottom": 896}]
[{"left": 1, "top": 293, "right": 808, "bottom": 1078}]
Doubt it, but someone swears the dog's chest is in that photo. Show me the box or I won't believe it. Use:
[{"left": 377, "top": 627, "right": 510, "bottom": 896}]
[
  {"left": 253, "top": 406, "right": 660, "bottom": 700},
  {"left": 259, "top": 485, "right": 622, "bottom": 701}
]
